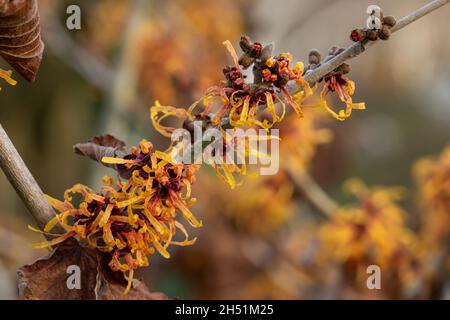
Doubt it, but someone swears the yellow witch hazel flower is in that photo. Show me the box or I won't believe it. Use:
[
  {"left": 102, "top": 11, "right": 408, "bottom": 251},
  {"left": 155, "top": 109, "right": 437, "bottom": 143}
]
[
  {"left": 151, "top": 103, "right": 280, "bottom": 190},
  {"left": 33, "top": 140, "right": 201, "bottom": 294},
  {"left": 150, "top": 101, "right": 193, "bottom": 138},
  {"left": 0, "top": 69, "right": 17, "bottom": 90},
  {"left": 204, "top": 127, "right": 279, "bottom": 189},
  {"left": 225, "top": 177, "right": 294, "bottom": 235},
  {"left": 414, "top": 146, "right": 450, "bottom": 246},
  {"left": 150, "top": 36, "right": 313, "bottom": 134},
  {"left": 319, "top": 179, "right": 420, "bottom": 268},
  {"left": 319, "top": 72, "right": 365, "bottom": 121},
  {"left": 200, "top": 40, "right": 311, "bottom": 129}
]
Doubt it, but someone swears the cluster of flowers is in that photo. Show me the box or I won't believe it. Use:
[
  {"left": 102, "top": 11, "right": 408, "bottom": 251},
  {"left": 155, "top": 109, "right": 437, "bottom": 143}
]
[
  {"left": 33, "top": 140, "right": 201, "bottom": 294},
  {"left": 29, "top": 35, "right": 367, "bottom": 294},
  {"left": 150, "top": 38, "right": 305, "bottom": 135},
  {"left": 318, "top": 179, "right": 422, "bottom": 288},
  {"left": 151, "top": 36, "right": 365, "bottom": 134},
  {"left": 150, "top": 36, "right": 364, "bottom": 188},
  {"left": 414, "top": 146, "right": 450, "bottom": 246}
]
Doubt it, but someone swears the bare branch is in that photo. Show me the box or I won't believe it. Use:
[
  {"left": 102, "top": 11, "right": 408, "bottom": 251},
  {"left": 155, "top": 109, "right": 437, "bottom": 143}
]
[
  {"left": 0, "top": 125, "right": 56, "bottom": 232},
  {"left": 285, "top": 166, "right": 338, "bottom": 219}
]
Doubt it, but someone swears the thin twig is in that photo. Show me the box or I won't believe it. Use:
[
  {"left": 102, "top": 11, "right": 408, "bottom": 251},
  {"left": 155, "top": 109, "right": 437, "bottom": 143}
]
[
  {"left": 285, "top": 167, "right": 338, "bottom": 218},
  {"left": 0, "top": 125, "right": 56, "bottom": 231},
  {"left": 299, "top": 0, "right": 450, "bottom": 86}
]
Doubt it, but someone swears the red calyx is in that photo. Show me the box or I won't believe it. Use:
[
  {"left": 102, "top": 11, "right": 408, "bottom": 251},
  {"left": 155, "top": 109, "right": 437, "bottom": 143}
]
[{"left": 350, "top": 29, "right": 366, "bottom": 42}]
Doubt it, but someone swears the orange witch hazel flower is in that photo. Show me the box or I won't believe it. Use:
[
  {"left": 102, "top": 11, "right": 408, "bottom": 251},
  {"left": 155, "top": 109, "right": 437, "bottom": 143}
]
[
  {"left": 33, "top": 139, "right": 201, "bottom": 294},
  {"left": 303, "top": 47, "right": 365, "bottom": 121},
  {"left": 318, "top": 179, "right": 423, "bottom": 295},
  {"left": 200, "top": 37, "right": 310, "bottom": 129},
  {"left": 101, "top": 139, "right": 201, "bottom": 229},
  {"left": 414, "top": 146, "right": 450, "bottom": 245},
  {"left": 150, "top": 35, "right": 312, "bottom": 133},
  {"left": 319, "top": 179, "right": 420, "bottom": 268}
]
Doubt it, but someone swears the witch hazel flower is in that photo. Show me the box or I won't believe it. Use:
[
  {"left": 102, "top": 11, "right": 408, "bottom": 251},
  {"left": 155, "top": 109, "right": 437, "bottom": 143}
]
[
  {"left": 32, "top": 138, "right": 201, "bottom": 295},
  {"left": 305, "top": 46, "right": 366, "bottom": 121}
]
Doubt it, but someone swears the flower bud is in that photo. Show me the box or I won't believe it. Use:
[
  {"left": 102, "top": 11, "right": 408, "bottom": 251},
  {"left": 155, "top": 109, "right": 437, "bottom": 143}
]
[
  {"left": 239, "top": 54, "right": 255, "bottom": 69},
  {"left": 367, "top": 29, "right": 378, "bottom": 41},
  {"left": 329, "top": 46, "right": 345, "bottom": 56},
  {"left": 378, "top": 25, "right": 391, "bottom": 40},
  {"left": 239, "top": 35, "right": 252, "bottom": 52},
  {"left": 383, "top": 15, "right": 397, "bottom": 28},
  {"left": 340, "top": 63, "right": 350, "bottom": 74},
  {"left": 308, "top": 49, "right": 321, "bottom": 65}
]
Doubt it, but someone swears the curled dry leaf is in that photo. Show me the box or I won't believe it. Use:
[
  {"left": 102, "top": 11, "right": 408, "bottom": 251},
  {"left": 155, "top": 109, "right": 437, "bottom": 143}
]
[
  {"left": 73, "top": 134, "right": 134, "bottom": 178},
  {"left": 96, "top": 261, "right": 168, "bottom": 300},
  {"left": 18, "top": 238, "right": 167, "bottom": 300},
  {"left": 0, "top": 0, "right": 44, "bottom": 82},
  {"left": 18, "top": 238, "right": 98, "bottom": 300}
]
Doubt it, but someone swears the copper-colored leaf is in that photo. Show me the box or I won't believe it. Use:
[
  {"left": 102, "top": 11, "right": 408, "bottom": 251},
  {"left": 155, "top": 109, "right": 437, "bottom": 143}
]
[
  {"left": 74, "top": 134, "right": 134, "bottom": 179},
  {"left": 95, "top": 260, "right": 167, "bottom": 300},
  {"left": 0, "top": 0, "right": 44, "bottom": 82},
  {"left": 74, "top": 134, "right": 127, "bottom": 160},
  {"left": 18, "top": 238, "right": 98, "bottom": 300},
  {"left": 18, "top": 238, "right": 166, "bottom": 300}
]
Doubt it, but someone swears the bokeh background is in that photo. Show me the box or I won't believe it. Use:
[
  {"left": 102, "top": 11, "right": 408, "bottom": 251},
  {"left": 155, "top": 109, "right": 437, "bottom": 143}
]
[{"left": 0, "top": 0, "right": 449, "bottom": 299}]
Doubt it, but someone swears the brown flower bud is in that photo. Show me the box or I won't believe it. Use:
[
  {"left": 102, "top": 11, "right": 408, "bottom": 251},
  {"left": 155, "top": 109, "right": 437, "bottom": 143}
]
[
  {"left": 340, "top": 63, "right": 350, "bottom": 74},
  {"left": 238, "top": 54, "right": 255, "bottom": 69},
  {"left": 378, "top": 25, "right": 391, "bottom": 40},
  {"left": 383, "top": 15, "right": 397, "bottom": 28},
  {"left": 328, "top": 45, "right": 339, "bottom": 56},
  {"left": 308, "top": 49, "right": 321, "bottom": 65},
  {"left": 329, "top": 46, "right": 345, "bottom": 56},
  {"left": 239, "top": 35, "right": 252, "bottom": 52},
  {"left": 367, "top": 29, "right": 379, "bottom": 41},
  {"left": 335, "top": 47, "right": 345, "bottom": 55}
]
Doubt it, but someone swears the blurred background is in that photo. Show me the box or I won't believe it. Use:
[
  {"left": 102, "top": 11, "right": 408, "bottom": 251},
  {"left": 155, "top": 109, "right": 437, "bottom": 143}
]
[{"left": 0, "top": 0, "right": 449, "bottom": 299}]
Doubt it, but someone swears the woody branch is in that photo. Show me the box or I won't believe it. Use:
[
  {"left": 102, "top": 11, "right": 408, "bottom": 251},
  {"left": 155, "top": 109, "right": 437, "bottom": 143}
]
[{"left": 0, "top": 125, "right": 56, "bottom": 232}]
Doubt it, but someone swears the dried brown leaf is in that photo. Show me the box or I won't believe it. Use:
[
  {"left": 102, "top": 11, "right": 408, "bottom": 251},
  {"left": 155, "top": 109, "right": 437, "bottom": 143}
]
[
  {"left": 73, "top": 134, "right": 134, "bottom": 178},
  {"left": 18, "top": 238, "right": 98, "bottom": 300},
  {"left": 95, "top": 261, "right": 167, "bottom": 300},
  {"left": 0, "top": 0, "right": 44, "bottom": 82},
  {"left": 18, "top": 238, "right": 166, "bottom": 300}
]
